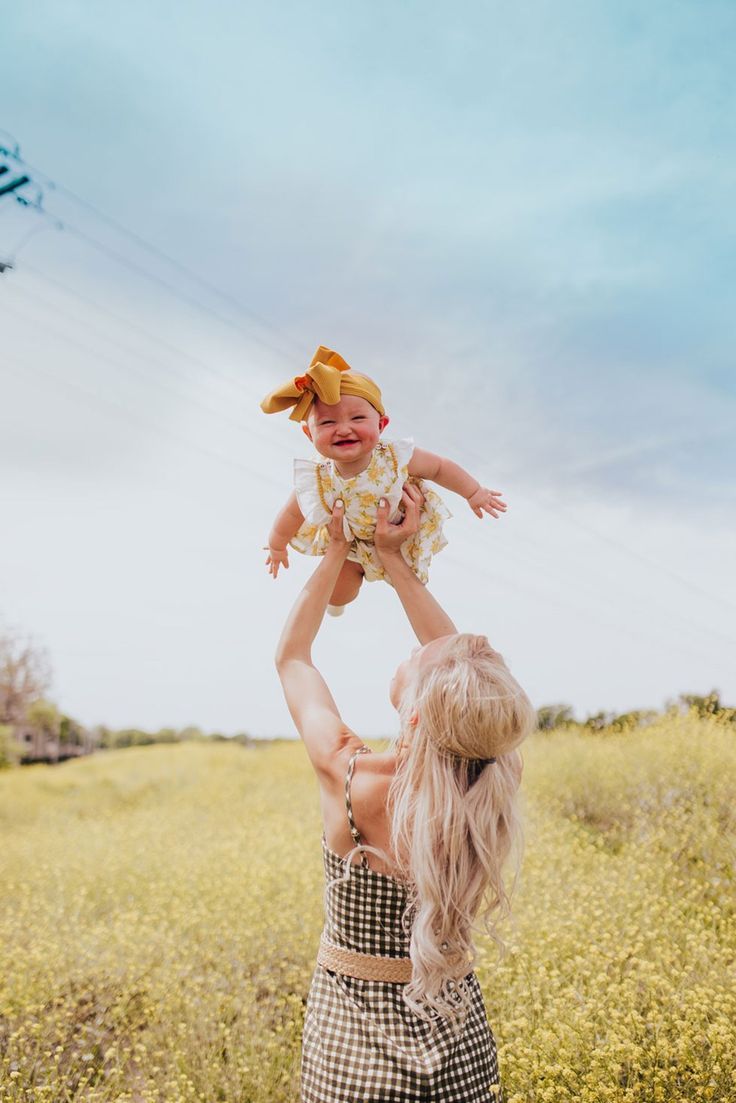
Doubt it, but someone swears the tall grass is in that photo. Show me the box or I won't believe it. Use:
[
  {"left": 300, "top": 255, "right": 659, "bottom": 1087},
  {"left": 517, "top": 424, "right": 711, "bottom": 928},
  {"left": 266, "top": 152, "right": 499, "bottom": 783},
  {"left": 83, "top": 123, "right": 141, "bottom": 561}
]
[{"left": 1, "top": 715, "right": 734, "bottom": 1101}]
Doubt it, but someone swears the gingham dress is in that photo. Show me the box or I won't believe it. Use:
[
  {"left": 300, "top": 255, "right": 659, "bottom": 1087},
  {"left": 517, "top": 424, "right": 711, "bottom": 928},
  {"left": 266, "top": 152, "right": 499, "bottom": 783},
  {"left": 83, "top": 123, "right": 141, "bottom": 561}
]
[{"left": 301, "top": 747, "right": 502, "bottom": 1102}]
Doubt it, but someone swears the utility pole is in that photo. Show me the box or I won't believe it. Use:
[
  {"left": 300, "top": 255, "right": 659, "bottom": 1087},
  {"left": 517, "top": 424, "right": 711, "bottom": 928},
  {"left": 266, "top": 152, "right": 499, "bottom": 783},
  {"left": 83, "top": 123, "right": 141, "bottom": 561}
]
[
  {"left": 0, "top": 164, "right": 30, "bottom": 198},
  {"left": 1, "top": 147, "right": 43, "bottom": 273}
]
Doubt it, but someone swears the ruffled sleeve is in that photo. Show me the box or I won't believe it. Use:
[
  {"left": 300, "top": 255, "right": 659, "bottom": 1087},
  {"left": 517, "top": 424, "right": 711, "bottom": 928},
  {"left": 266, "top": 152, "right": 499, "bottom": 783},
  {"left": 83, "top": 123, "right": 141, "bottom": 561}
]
[
  {"left": 390, "top": 437, "right": 415, "bottom": 479},
  {"left": 294, "top": 458, "right": 332, "bottom": 526}
]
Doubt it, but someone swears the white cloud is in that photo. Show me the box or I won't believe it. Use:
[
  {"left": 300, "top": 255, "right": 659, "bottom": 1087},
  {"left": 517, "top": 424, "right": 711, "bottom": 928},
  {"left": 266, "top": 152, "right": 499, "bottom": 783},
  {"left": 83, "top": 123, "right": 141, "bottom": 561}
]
[{"left": 2, "top": 0, "right": 735, "bottom": 733}]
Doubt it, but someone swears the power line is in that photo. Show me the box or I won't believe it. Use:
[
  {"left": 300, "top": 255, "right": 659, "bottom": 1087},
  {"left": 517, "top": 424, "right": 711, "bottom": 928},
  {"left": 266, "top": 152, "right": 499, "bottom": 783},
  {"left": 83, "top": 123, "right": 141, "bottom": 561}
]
[
  {"left": 0, "top": 129, "right": 20, "bottom": 156},
  {"left": 386, "top": 390, "right": 736, "bottom": 642},
  {"left": 5, "top": 297, "right": 732, "bottom": 661},
  {"left": 22, "top": 260, "right": 266, "bottom": 408},
  {"left": 8, "top": 255, "right": 732, "bottom": 645},
  {"left": 4, "top": 274, "right": 291, "bottom": 461},
  {"left": 8, "top": 262, "right": 731, "bottom": 653},
  {"left": 17, "top": 201, "right": 299, "bottom": 363},
  {"left": 442, "top": 543, "right": 731, "bottom": 672},
  {"left": 4, "top": 137, "right": 731, "bottom": 631},
  {"left": 0, "top": 307, "right": 286, "bottom": 494},
  {"left": 451, "top": 507, "right": 736, "bottom": 653},
  {"left": 0, "top": 140, "right": 303, "bottom": 358},
  {"left": 451, "top": 436, "right": 736, "bottom": 616},
  {"left": 523, "top": 490, "right": 736, "bottom": 615}
]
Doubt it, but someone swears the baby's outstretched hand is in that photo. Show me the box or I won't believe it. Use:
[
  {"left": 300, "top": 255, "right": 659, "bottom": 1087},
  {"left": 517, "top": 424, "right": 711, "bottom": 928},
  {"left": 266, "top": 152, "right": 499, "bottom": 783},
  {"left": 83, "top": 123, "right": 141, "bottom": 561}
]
[
  {"left": 264, "top": 545, "right": 289, "bottom": 578},
  {"left": 467, "top": 486, "right": 507, "bottom": 519}
]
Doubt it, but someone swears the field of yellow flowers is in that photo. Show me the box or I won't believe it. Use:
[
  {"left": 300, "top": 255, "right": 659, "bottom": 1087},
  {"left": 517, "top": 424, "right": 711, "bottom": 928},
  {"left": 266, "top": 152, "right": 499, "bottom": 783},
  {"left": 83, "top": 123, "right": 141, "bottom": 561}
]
[{"left": 1, "top": 713, "right": 734, "bottom": 1102}]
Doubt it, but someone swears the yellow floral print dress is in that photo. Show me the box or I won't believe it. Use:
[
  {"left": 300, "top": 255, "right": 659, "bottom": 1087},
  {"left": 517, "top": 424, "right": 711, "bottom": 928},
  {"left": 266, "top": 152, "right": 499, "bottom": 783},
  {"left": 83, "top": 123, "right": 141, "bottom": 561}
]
[{"left": 291, "top": 439, "right": 450, "bottom": 585}]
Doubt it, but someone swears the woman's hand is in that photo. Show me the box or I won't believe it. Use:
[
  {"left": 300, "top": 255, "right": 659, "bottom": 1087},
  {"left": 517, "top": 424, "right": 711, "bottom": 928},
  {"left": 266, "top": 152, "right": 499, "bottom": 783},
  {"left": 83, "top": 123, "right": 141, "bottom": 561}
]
[
  {"left": 375, "top": 483, "right": 424, "bottom": 557},
  {"left": 326, "top": 498, "right": 350, "bottom": 553},
  {"left": 374, "top": 482, "right": 456, "bottom": 642}
]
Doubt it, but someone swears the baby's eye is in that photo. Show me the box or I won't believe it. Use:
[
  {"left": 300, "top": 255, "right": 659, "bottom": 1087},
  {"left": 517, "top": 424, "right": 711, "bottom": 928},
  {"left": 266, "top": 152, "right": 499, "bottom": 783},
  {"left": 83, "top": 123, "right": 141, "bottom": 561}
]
[
  {"left": 320, "top": 420, "right": 335, "bottom": 426},
  {"left": 352, "top": 416, "right": 366, "bottom": 421}
]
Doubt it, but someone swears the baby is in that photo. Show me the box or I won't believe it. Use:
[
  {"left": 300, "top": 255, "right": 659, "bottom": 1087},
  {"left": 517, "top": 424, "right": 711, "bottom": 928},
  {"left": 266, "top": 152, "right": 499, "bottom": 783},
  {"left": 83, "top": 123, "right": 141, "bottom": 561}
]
[{"left": 261, "top": 347, "right": 506, "bottom": 614}]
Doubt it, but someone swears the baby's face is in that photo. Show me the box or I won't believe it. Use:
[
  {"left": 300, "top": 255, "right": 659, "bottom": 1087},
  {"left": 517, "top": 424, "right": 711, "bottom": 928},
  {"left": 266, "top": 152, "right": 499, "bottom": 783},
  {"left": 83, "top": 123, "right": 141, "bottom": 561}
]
[{"left": 303, "top": 395, "right": 388, "bottom": 463}]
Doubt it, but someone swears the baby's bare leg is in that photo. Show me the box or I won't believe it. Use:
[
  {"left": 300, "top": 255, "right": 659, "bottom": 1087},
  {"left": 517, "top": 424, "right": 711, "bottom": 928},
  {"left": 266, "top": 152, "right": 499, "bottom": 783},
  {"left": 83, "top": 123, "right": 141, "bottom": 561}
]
[{"left": 329, "top": 560, "right": 364, "bottom": 608}]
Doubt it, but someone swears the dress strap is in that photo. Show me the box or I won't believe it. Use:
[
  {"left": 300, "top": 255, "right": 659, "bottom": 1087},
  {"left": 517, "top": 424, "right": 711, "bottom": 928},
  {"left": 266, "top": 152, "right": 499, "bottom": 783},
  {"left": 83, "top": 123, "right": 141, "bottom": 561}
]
[{"left": 345, "top": 746, "right": 372, "bottom": 870}]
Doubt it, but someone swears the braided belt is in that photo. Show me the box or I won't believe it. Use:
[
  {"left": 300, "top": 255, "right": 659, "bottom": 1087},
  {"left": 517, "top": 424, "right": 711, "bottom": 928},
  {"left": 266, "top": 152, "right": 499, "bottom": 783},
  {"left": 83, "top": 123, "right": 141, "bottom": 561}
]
[{"left": 317, "top": 933, "right": 413, "bottom": 984}]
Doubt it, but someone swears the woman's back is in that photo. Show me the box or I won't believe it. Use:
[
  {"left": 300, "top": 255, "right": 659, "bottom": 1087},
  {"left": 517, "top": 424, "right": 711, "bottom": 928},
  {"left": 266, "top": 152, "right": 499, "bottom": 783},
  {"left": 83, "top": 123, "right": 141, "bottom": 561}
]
[
  {"left": 302, "top": 748, "right": 502, "bottom": 1103},
  {"left": 322, "top": 746, "right": 398, "bottom": 877}
]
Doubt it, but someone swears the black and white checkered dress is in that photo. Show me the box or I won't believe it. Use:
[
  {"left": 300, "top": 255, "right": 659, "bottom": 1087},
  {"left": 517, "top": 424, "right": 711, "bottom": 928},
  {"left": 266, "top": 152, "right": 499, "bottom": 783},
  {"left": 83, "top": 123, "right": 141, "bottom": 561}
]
[{"left": 301, "top": 748, "right": 502, "bottom": 1102}]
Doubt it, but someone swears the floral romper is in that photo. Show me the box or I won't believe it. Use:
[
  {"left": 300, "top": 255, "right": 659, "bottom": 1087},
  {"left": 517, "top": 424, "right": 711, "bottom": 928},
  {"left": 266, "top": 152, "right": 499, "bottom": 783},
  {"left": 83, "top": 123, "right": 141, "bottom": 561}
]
[
  {"left": 301, "top": 747, "right": 503, "bottom": 1102},
  {"left": 291, "top": 438, "right": 450, "bottom": 585}
]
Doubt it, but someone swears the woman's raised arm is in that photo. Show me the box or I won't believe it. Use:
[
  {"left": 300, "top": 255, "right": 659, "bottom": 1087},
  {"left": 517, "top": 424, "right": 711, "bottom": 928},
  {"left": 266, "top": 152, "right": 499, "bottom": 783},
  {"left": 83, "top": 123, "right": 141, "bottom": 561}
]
[
  {"left": 274, "top": 502, "right": 360, "bottom": 780},
  {"left": 374, "top": 485, "right": 458, "bottom": 645}
]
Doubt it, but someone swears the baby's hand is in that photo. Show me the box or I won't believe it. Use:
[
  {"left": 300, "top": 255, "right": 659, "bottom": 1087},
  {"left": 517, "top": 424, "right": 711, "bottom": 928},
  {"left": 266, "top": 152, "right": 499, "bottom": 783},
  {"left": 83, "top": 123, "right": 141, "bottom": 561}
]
[
  {"left": 264, "top": 545, "right": 289, "bottom": 578},
  {"left": 467, "top": 486, "right": 507, "bottom": 519}
]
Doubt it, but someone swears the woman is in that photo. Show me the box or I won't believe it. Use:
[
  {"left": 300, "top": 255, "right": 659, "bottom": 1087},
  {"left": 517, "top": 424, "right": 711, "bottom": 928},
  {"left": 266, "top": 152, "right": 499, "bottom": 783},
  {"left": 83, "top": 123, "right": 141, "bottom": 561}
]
[{"left": 275, "top": 484, "right": 536, "bottom": 1102}]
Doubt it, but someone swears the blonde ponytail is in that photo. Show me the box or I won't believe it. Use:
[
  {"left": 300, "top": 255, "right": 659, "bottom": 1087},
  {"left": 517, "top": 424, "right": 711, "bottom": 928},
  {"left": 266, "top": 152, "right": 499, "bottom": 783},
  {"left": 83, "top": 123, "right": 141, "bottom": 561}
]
[{"left": 389, "top": 634, "right": 535, "bottom": 1025}]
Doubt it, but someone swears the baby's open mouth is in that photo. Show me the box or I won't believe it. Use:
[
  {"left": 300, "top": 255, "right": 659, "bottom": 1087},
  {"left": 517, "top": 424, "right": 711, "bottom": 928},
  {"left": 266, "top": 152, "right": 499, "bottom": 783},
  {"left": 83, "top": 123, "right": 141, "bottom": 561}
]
[{"left": 334, "top": 440, "right": 360, "bottom": 446}]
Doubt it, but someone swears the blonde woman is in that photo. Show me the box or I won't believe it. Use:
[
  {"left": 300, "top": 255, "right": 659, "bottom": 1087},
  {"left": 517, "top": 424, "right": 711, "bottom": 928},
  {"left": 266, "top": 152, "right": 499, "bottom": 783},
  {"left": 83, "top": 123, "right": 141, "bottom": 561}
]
[{"left": 275, "top": 483, "right": 536, "bottom": 1102}]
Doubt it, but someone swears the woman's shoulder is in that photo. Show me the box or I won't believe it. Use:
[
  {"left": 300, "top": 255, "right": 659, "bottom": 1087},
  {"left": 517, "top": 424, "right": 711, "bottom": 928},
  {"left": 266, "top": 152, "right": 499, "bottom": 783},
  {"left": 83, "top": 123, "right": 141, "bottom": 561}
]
[
  {"left": 325, "top": 743, "right": 396, "bottom": 795},
  {"left": 349, "top": 748, "right": 396, "bottom": 804},
  {"left": 323, "top": 747, "right": 398, "bottom": 869}
]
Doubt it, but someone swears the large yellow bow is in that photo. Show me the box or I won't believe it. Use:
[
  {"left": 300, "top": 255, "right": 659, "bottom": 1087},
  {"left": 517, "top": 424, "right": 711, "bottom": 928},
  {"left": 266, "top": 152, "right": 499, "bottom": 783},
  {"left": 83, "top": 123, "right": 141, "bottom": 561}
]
[{"left": 260, "top": 346, "right": 384, "bottom": 422}]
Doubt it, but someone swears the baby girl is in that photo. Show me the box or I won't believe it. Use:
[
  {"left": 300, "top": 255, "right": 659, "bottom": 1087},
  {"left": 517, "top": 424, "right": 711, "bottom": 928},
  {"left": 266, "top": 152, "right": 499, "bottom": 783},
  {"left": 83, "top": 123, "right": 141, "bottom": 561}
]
[{"left": 261, "top": 347, "right": 506, "bottom": 614}]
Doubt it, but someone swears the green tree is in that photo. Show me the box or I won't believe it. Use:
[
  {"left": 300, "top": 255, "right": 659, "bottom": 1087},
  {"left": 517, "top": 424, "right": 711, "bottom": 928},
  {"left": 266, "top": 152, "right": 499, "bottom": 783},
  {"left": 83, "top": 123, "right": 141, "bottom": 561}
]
[
  {"left": 179, "top": 725, "right": 205, "bottom": 742},
  {"left": 0, "top": 723, "right": 23, "bottom": 768},
  {"left": 59, "top": 714, "right": 87, "bottom": 748},
  {"left": 0, "top": 628, "right": 51, "bottom": 726},
  {"left": 678, "top": 690, "right": 721, "bottom": 717},
  {"left": 583, "top": 710, "right": 616, "bottom": 732},
  {"left": 536, "top": 704, "right": 574, "bottom": 730},
  {"left": 27, "top": 698, "right": 61, "bottom": 739},
  {"left": 607, "top": 709, "right": 658, "bottom": 733}
]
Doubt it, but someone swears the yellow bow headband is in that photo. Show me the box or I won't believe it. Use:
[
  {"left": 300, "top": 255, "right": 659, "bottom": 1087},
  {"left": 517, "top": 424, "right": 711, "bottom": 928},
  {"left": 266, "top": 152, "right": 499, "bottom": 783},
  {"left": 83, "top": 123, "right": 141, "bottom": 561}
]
[{"left": 260, "top": 346, "right": 385, "bottom": 422}]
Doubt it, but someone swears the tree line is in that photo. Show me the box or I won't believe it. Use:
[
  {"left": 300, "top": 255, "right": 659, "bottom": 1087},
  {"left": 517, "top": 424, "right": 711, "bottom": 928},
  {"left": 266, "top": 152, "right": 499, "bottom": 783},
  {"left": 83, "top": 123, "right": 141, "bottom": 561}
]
[
  {"left": 1, "top": 624, "right": 731, "bottom": 769},
  {"left": 536, "top": 690, "right": 734, "bottom": 733},
  {"left": 0, "top": 627, "right": 252, "bottom": 769}
]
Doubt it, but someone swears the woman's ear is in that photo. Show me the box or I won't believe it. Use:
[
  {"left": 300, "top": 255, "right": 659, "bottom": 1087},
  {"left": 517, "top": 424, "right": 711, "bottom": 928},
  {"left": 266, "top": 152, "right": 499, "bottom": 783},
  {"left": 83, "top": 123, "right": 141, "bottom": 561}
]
[
  {"left": 301, "top": 423, "right": 313, "bottom": 441},
  {"left": 378, "top": 414, "right": 390, "bottom": 433}
]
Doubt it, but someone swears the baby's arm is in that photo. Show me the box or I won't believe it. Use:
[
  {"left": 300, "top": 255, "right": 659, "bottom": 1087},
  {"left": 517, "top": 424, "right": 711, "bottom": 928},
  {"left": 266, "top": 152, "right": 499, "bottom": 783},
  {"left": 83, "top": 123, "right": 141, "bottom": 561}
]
[
  {"left": 265, "top": 491, "right": 305, "bottom": 577},
  {"left": 408, "top": 448, "right": 507, "bottom": 518}
]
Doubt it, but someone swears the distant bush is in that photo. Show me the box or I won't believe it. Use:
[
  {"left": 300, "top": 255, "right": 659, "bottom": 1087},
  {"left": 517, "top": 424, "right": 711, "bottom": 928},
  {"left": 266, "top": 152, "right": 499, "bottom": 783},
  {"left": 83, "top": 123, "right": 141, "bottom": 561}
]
[
  {"left": 536, "top": 703, "right": 574, "bottom": 730},
  {"left": 675, "top": 689, "right": 735, "bottom": 723},
  {"left": 0, "top": 723, "right": 23, "bottom": 768},
  {"left": 537, "top": 689, "right": 735, "bottom": 736},
  {"left": 98, "top": 726, "right": 253, "bottom": 750}
]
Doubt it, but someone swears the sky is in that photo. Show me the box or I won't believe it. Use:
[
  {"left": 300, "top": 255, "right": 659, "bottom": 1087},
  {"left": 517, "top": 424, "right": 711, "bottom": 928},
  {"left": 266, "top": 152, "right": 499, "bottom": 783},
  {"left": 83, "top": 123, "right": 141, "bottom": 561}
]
[{"left": 1, "top": 0, "right": 734, "bottom": 737}]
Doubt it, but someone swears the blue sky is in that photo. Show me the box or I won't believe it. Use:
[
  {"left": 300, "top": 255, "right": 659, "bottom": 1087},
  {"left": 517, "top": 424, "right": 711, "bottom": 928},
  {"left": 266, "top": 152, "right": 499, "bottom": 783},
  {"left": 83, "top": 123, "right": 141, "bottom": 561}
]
[{"left": 1, "top": 1, "right": 734, "bottom": 735}]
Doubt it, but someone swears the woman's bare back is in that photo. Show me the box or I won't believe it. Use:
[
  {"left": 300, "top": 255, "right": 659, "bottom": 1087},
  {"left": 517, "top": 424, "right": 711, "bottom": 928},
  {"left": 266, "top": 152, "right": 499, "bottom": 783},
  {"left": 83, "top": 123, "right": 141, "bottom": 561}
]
[{"left": 321, "top": 747, "right": 399, "bottom": 876}]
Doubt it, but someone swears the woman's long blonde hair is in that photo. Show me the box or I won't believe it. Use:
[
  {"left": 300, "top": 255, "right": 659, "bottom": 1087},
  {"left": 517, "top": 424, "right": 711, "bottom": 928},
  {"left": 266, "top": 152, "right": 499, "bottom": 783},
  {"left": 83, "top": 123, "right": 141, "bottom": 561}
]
[{"left": 389, "top": 633, "right": 536, "bottom": 1026}]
